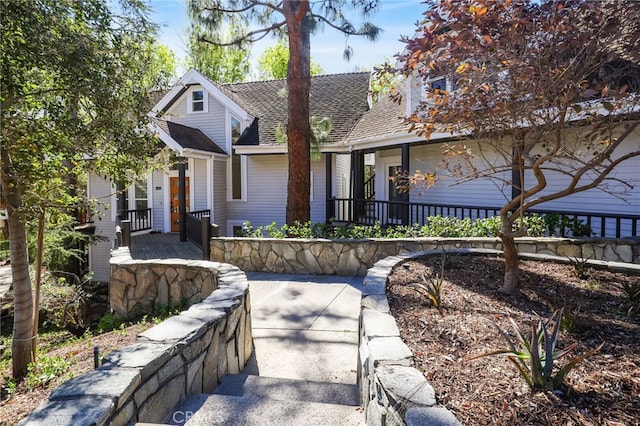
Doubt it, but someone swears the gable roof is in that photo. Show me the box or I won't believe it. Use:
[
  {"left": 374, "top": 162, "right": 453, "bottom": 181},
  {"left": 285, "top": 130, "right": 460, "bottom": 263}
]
[
  {"left": 152, "top": 118, "right": 226, "bottom": 155},
  {"left": 345, "top": 80, "right": 412, "bottom": 145},
  {"left": 213, "top": 72, "right": 371, "bottom": 146}
]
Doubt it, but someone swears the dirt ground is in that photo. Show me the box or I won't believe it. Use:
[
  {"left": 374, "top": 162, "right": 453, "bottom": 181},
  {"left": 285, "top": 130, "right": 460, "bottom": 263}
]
[
  {"left": 387, "top": 254, "right": 639, "bottom": 426},
  {"left": 0, "top": 324, "right": 144, "bottom": 425}
]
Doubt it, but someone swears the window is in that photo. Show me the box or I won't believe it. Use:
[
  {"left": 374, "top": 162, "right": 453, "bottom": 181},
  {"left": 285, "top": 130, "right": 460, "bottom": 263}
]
[
  {"left": 430, "top": 78, "right": 447, "bottom": 91},
  {"left": 188, "top": 89, "right": 207, "bottom": 113},
  {"left": 230, "top": 116, "right": 245, "bottom": 200}
]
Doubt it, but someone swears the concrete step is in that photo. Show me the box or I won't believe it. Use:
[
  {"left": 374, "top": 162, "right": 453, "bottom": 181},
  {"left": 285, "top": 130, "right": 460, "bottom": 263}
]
[
  {"left": 213, "top": 374, "right": 359, "bottom": 406},
  {"left": 173, "top": 393, "right": 365, "bottom": 426}
]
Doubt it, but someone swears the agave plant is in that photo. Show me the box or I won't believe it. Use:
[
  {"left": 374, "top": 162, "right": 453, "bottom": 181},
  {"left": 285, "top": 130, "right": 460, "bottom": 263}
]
[
  {"left": 467, "top": 309, "right": 604, "bottom": 391},
  {"left": 409, "top": 253, "right": 446, "bottom": 316}
]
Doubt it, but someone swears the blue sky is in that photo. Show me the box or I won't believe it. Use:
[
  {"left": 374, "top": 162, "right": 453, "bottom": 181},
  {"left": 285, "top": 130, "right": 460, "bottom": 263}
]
[{"left": 148, "top": 1, "right": 428, "bottom": 77}]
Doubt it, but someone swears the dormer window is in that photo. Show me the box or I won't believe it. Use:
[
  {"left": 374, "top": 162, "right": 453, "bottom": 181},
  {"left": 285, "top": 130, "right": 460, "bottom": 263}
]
[
  {"left": 187, "top": 88, "right": 208, "bottom": 113},
  {"left": 429, "top": 76, "right": 456, "bottom": 93}
]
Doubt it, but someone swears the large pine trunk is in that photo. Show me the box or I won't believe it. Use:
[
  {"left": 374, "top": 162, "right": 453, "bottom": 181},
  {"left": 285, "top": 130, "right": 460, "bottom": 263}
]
[{"left": 284, "top": 0, "right": 311, "bottom": 225}]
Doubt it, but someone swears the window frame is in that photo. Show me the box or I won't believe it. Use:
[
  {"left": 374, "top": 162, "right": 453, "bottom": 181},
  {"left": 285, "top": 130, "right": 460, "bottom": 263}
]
[
  {"left": 187, "top": 88, "right": 208, "bottom": 114},
  {"left": 228, "top": 114, "right": 247, "bottom": 202}
]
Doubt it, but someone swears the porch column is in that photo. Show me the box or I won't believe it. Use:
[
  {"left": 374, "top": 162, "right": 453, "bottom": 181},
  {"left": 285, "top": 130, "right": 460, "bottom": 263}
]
[
  {"left": 351, "top": 151, "right": 365, "bottom": 221},
  {"left": 401, "top": 143, "right": 410, "bottom": 224},
  {"left": 325, "top": 153, "right": 333, "bottom": 223},
  {"left": 116, "top": 181, "right": 126, "bottom": 225},
  {"left": 178, "top": 157, "right": 187, "bottom": 242}
]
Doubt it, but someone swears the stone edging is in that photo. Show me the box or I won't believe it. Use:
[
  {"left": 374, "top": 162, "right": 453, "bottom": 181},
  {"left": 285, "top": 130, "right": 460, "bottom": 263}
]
[
  {"left": 359, "top": 249, "right": 491, "bottom": 426},
  {"left": 20, "top": 252, "right": 252, "bottom": 426}
]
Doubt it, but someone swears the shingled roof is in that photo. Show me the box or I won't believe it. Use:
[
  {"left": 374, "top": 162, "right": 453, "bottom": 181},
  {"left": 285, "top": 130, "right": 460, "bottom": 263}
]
[
  {"left": 211, "top": 72, "right": 371, "bottom": 146},
  {"left": 345, "top": 81, "right": 412, "bottom": 144},
  {"left": 152, "top": 118, "right": 226, "bottom": 154}
]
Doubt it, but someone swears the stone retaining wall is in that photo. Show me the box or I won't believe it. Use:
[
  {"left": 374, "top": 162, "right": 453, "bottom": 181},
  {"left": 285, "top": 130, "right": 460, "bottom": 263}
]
[
  {"left": 20, "top": 252, "right": 252, "bottom": 426},
  {"left": 358, "top": 250, "right": 470, "bottom": 426},
  {"left": 210, "top": 237, "right": 639, "bottom": 276},
  {"left": 110, "top": 247, "right": 220, "bottom": 319}
]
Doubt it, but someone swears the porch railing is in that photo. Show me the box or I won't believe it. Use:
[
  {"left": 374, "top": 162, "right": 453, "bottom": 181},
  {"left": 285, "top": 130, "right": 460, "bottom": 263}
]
[
  {"left": 328, "top": 198, "right": 639, "bottom": 238},
  {"left": 186, "top": 210, "right": 219, "bottom": 260},
  {"left": 117, "top": 208, "right": 151, "bottom": 232}
]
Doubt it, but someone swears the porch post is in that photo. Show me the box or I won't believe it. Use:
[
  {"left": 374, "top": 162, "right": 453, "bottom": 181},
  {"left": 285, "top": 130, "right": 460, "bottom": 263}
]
[
  {"left": 116, "top": 181, "right": 126, "bottom": 225},
  {"left": 325, "top": 153, "right": 333, "bottom": 223},
  {"left": 352, "top": 151, "right": 365, "bottom": 221},
  {"left": 401, "top": 143, "right": 410, "bottom": 224},
  {"left": 178, "top": 157, "right": 187, "bottom": 242}
]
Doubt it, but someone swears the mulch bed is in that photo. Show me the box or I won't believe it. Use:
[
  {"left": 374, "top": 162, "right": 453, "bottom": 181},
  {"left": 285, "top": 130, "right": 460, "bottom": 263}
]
[{"left": 387, "top": 254, "right": 640, "bottom": 425}]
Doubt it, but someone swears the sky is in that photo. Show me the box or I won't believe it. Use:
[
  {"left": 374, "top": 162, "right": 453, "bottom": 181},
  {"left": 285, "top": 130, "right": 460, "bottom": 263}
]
[{"left": 148, "top": 1, "right": 428, "bottom": 78}]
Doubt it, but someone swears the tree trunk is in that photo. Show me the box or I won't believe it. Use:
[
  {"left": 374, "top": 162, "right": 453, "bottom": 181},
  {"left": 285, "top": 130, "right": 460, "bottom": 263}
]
[
  {"left": 32, "top": 211, "right": 45, "bottom": 361},
  {"left": 1, "top": 144, "right": 34, "bottom": 378},
  {"left": 499, "top": 226, "right": 520, "bottom": 296},
  {"left": 284, "top": 0, "right": 311, "bottom": 225}
]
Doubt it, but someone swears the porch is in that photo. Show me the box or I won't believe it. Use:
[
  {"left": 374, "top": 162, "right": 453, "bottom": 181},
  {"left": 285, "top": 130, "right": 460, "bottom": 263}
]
[
  {"left": 130, "top": 233, "right": 202, "bottom": 260},
  {"left": 327, "top": 198, "right": 640, "bottom": 238}
]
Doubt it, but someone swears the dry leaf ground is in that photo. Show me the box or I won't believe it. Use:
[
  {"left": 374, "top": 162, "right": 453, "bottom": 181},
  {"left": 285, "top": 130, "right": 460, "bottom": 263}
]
[{"left": 387, "top": 254, "right": 639, "bottom": 425}]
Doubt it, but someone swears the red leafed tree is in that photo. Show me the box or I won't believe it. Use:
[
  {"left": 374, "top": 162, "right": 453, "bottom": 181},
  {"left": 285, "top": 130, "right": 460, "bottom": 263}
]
[{"left": 395, "top": 0, "right": 640, "bottom": 294}]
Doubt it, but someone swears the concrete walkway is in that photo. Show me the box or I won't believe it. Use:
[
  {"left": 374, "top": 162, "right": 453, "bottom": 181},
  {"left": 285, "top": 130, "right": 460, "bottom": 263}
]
[{"left": 169, "top": 272, "right": 365, "bottom": 426}]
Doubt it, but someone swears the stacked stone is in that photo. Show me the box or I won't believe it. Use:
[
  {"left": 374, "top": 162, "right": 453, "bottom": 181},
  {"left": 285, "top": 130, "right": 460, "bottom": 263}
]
[
  {"left": 20, "top": 261, "right": 252, "bottom": 426},
  {"left": 358, "top": 251, "right": 462, "bottom": 426},
  {"left": 211, "top": 237, "right": 640, "bottom": 277}
]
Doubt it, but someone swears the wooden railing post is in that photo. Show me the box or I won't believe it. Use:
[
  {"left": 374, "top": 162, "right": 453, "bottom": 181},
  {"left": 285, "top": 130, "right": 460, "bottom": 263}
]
[
  {"left": 201, "top": 215, "right": 211, "bottom": 260},
  {"left": 121, "top": 220, "right": 131, "bottom": 248}
]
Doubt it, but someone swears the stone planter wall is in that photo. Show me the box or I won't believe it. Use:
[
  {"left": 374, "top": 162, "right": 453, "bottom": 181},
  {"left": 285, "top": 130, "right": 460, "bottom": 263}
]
[
  {"left": 358, "top": 250, "right": 473, "bottom": 426},
  {"left": 21, "top": 252, "right": 252, "bottom": 426},
  {"left": 210, "top": 237, "right": 640, "bottom": 276},
  {"left": 110, "top": 247, "right": 220, "bottom": 319}
]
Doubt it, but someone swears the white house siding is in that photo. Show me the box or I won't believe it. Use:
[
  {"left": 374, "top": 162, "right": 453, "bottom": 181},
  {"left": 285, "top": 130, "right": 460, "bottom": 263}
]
[
  {"left": 226, "top": 155, "right": 287, "bottom": 229},
  {"left": 213, "top": 158, "right": 227, "bottom": 235},
  {"left": 87, "top": 173, "right": 116, "bottom": 282},
  {"left": 151, "top": 170, "right": 165, "bottom": 232},
  {"left": 224, "top": 154, "right": 327, "bottom": 230},
  {"left": 407, "top": 143, "right": 510, "bottom": 214},
  {"left": 335, "top": 153, "right": 351, "bottom": 199},
  {"left": 165, "top": 86, "right": 228, "bottom": 146},
  {"left": 192, "top": 158, "right": 208, "bottom": 211},
  {"left": 310, "top": 157, "right": 327, "bottom": 222},
  {"left": 522, "top": 127, "right": 640, "bottom": 236}
]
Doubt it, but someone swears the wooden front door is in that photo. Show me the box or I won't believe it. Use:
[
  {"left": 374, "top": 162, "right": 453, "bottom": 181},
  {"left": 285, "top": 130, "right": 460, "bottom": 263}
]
[{"left": 170, "top": 177, "right": 190, "bottom": 232}]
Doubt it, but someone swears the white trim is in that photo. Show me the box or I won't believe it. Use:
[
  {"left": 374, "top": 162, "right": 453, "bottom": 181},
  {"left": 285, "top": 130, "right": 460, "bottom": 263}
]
[
  {"left": 206, "top": 157, "right": 213, "bottom": 214},
  {"left": 227, "top": 155, "right": 247, "bottom": 202},
  {"left": 188, "top": 158, "right": 195, "bottom": 211},
  {"left": 233, "top": 145, "right": 287, "bottom": 155},
  {"left": 151, "top": 69, "right": 250, "bottom": 122},
  {"left": 381, "top": 157, "right": 401, "bottom": 202},
  {"left": 227, "top": 220, "right": 248, "bottom": 237},
  {"left": 163, "top": 171, "right": 174, "bottom": 232},
  {"left": 186, "top": 87, "right": 208, "bottom": 114}
]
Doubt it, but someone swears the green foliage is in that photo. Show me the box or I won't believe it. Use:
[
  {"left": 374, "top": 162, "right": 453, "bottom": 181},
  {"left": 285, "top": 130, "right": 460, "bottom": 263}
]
[
  {"left": 568, "top": 257, "right": 591, "bottom": 279},
  {"left": 241, "top": 215, "right": 547, "bottom": 240},
  {"left": 467, "top": 309, "right": 604, "bottom": 391},
  {"left": 257, "top": 42, "right": 324, "bottom": 80},
  {"left": 25, "top": 355, "right": 72, "bottom": 389},
  {"left": 186, "top": 20, "right": 249, "bottom": 83},
  {"left": 276, "top": 116, "right": 333, "bottom": 161},
  {"left": 543, "top": 214, "right": 592, "bottom": 238},
  {"left": 97, "top": 312, "right": 125, "bottom": 334},
  {"left": 621, "top": 282, "right": 640, "bottom": 318}
]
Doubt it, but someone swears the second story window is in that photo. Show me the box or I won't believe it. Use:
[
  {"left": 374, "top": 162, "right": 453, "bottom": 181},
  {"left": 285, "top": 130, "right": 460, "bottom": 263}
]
[
  {"left": 188, "top": 89, "right": 207, "bottom": 113},
  {"left": 230, "top": 116, "right": 245, "bottom": 200}
]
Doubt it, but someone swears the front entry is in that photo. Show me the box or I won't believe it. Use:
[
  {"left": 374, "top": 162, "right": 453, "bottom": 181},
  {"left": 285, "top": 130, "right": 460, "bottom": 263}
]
[
  {"left": 170, "top": 176, "right": 190, "bottom": 232},
  {"left": 388, "top": 165, "right": 404, "bottom": 222}
]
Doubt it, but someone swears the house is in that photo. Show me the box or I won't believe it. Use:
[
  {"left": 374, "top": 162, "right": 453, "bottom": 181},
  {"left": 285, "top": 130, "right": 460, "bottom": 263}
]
[
  {"left": 87, "top": 69, "right": 370, "bottom": 281},
  {"left": 87, "top": 68, "right": 640, "bottom": 282},
  {"left": 337, "top": 76, "right": 640, "bottom": 237}
]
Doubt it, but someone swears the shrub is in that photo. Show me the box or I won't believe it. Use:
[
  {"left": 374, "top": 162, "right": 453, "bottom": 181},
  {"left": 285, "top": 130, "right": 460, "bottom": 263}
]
[
  {"left": 240, "top": 215, "right": 547, "bottom": 240},
  {"left": 26, "top": 355, "right": 72, "bottom": 389}
]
